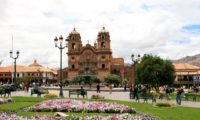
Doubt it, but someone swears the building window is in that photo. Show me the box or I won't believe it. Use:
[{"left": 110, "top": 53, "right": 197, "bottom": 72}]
[
  {"left": 113, "top": 69, "right": 117, "bottom": 74},
  {"left": 102, "top": 35, "right": 105, "bottom": 40},
  {"left": 72, "top": 43, "right": 76, "bottom": 49},
  {"left": 17, "top": 73, "right": 20, "bottom": 77},
  {"left": 102, "top": 64, "right": 105, "bottom": 69},
  {"left": 101, "top": 42, "right": 105, "bottom": 48},
  {"left": 72, "top": 64, "right": 75, "bottom": 69},
  {"left": 101, "top": 56, "right": 105, "bottom": 59},
  {"left": 71, "top": 57, "right": 75, "bottom": 60}
]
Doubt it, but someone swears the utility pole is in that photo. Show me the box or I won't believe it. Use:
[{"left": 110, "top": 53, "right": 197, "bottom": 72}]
[{"left": 0, "top": 60, "right": 3, "bottom": 66}]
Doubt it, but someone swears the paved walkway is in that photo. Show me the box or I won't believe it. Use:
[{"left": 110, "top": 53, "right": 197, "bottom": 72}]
[{"left": 10, "top": 89, "right": 200, "bottom": 108}]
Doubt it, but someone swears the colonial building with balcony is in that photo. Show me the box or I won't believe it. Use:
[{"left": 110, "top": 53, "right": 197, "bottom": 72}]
[
  {"left": 174, "top": 63, "right": 200, "bottom": 86},
  {"left": 0, "top": 60, "right": 57, "bottom": 84}
]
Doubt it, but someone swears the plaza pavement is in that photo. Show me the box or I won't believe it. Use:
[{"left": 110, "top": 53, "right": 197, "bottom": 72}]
[{"left": 10, "top": 88, "right": 200, "bottom": 108}]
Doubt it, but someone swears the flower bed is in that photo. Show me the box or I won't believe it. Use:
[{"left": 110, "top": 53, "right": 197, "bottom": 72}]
[
  {"left": 0, "top": 113, "right": 159, "bottom": 120},
  {"left": 30, "top": 99, "right": 136, "bottom": 113},
  {"left": 0, "top": 113, "right": 55, "bottom": 120},
  {"left": 0, "top": 98, "right": 12, "bottom": 104},
  {"left": 69, "top": 113, "right": 159, "bottom": 120}
]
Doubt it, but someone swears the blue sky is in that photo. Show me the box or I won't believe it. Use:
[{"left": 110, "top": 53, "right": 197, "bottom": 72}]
[
  {"left": 182, "top": 24, "right": 200, "bottom": 34},
  {"left": 0, "top": 0, "right": 200, "bottom": 67}
]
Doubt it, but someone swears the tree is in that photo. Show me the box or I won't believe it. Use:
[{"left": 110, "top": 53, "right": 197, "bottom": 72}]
[
  {"left": 122, "top": 79, "right": 129, "bottom": 85},
  {"left": 17, "top": 76, "right": 33, "bottom": 90},
  {"left": 71, "top": 76, "right": 83, "bottom": 85},
  {"left": 17, "top": 76, "right": 33, "bottom": 84},
  {"left": 135, "top": 54, "right": 175, "bottom": 91},
  {"left": 62, "top": 79, "right": 69, "bottom": 86},
  {"left": 91, "top": 76, "right": 101, "bottom": 84},
  {"left": 104, "top": 74, "right": 121, "bottom": 86},
  {"left": 70, "top": 76, "right": 101, "bottom": 86}
]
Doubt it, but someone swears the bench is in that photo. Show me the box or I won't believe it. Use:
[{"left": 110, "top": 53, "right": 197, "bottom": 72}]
[
  {"left": 31, "top": 88, "right": 49, "bottom": 97},
  {"left": 69, "top": 89, "right": 87, "bottom": 98},
  {"left": 136, "top": 93, "right": 156, "bottom": 103}
]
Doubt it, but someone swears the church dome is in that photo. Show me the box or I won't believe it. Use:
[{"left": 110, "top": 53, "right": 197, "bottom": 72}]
[
  {"left": 70, "top": 28, "right": 80, "bottom": 35},
  {"left": 99, "top": 26, "right": 109, "bottom": 33},
  {"left": 29, "top": 59, "right": 42, "bottom": 67}
]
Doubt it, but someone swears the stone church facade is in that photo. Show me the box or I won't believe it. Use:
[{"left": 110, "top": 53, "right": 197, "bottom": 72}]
[{"left": 66, "top": 27, "right": 134, "bottom": 83}]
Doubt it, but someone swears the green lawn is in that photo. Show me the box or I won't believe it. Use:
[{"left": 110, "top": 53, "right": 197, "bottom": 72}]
[
  {"left": 0, "top": 97, "right": 200, "bottom": 120},
  {"left": 0, "top": 102, "right": 36, "bottom": 112},
  {"left": 115, "top": 100, "right": 200, "bottom": 120},
  {"left": 0, "top": 96, "right": 46, "bottom": 112}
]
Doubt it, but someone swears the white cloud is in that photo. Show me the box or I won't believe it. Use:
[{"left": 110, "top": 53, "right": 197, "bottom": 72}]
[{"left": 0, "top": 0, "right": 200, "bottom": 67}]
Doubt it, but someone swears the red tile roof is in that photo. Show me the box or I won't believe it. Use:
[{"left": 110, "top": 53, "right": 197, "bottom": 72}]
[{"left": 173, "top": 63, "right": 200, "bottom": 70}]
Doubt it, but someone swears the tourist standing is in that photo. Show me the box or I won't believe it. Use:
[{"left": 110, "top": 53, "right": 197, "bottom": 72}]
[
  {"left": 97, "top": 84, "right": 100, "bottom": 93},
  {"left": 80, "top": 86, "right": 85, "bottom": 98},
  {"left": 176, "top": 88, "right": 183, "bottom": 105},
  {"left": 109, "top": 84, "right": 112, "bottom": 94},
  {"left": 129, "top": 86, "right": 133, "bottom": 99},
  {"left": 124, "top": 84, "right": 127, "bottom": 91},
  {"left": 133, "top": 86, "right": 138, "bottom": 99}
]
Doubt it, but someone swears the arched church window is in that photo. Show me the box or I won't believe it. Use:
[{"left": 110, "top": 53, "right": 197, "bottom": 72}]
[
  {"left": 102, "top": 64, "right": 105, "bottom": 69},
  {"left": 72, "top": 64, "right": 75, "bottom": 69},
  {"left": 102, "top": 35, "right": 105, "bottom": 40},
  {"left": 101, "top": 42, "right": 105, "bottom": 48},
  {"left": 72, "top": 43, "right": 76, "bottom": 49}
]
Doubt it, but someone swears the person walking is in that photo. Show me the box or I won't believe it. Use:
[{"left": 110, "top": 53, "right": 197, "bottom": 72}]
[
  {"left": 159, "top": 86, "right": 164, "bottom": 99},
  {"left": 97, "top": 84, "right": 100, "bottom": 93},
  {"left": 166, "top": 86, "right": 171, "bottom": 100}
]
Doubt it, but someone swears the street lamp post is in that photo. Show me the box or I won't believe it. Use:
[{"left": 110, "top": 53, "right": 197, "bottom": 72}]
[
  {"left": 131, "top": 54, "right": 141, "bottom": 87},
  {"left": 54, "top": 35, "right": 67, "bottom": 97},
  {"left": 10, "top": 50, "right": 20, "bottom": 85}
]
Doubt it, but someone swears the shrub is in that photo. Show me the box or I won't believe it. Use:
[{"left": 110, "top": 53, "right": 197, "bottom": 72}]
[
  {"left": 91, "top": 94, "right": 105, "bottom": 99},
  {"left": 44, "top": 93, "right": 58, "bottom": 99},
  {"left": 155, "top": 101, "right": 175, "bottom": 107},
  {"left": 0, "top": 98, "right": 13, "bottom": 104}
]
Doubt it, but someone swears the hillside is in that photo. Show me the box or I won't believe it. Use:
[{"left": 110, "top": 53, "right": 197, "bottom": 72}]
[{"left": 173, "top": 54, "right": 200, "bottom": 67}]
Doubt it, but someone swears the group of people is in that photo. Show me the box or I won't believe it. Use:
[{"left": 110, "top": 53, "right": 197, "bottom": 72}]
[
  {"left": 129, "top": 85, "right": 186, "bottom": 105},
  {"left": 159, "top": 86, "right": 173, "bottom": 100},
  {"left": 160, "top": 86, "right": 185, "bottom": 105}
]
